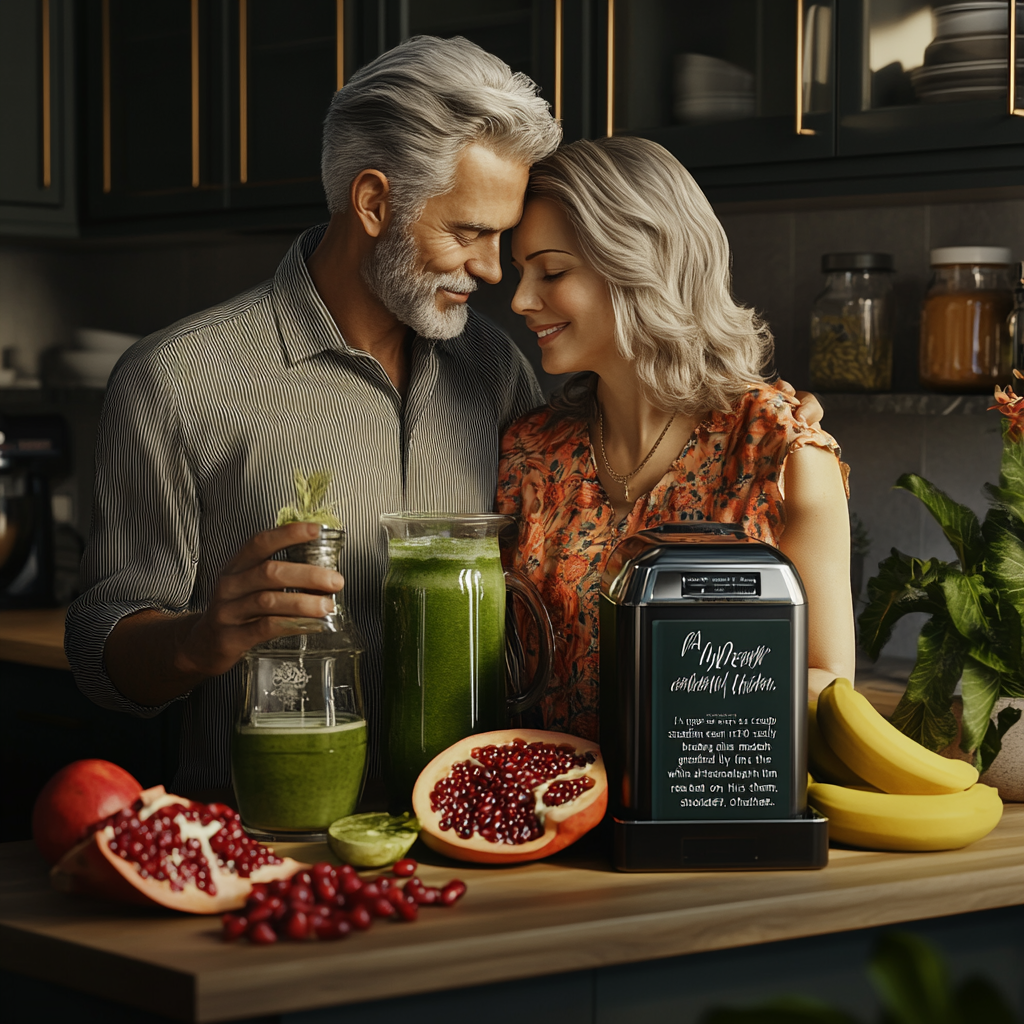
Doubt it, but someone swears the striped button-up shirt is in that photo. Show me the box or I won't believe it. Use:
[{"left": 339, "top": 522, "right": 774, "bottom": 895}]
[{"left": 65, "top": 225, "right": 543, "bottom": 791}]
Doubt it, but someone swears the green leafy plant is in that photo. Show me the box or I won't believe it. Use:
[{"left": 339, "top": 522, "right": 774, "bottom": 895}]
[
  {"left": 276, "top": 469, "right": 343, "bottom": 530},
  {"left": 858, "top": 379, "right": 1024, "bottom": 772},
  {"left": 701, "top": 932, "right": 1017, "bottom": 1024}
]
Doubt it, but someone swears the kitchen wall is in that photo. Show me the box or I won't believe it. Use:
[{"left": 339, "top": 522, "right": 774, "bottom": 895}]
[{"left": 1, "top": 190, "right": 1021, "bottom": 657}]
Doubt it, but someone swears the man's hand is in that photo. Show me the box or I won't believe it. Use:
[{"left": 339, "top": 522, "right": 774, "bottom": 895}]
[
  {"left": 105, "top": 522, "right": 344, "bottom": 706},
  {"left": 776, "top": 379, "right": 824, "bottom": 428}
]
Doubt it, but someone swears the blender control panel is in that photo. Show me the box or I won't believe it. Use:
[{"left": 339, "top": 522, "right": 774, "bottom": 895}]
[{"left": 681, "top": 573, "right": 760, "bottom": 596}]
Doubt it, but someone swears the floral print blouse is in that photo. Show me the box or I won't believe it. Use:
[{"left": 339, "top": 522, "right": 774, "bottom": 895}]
[{"left": 495, "top": 385, "right": 847, "bottom": 742}]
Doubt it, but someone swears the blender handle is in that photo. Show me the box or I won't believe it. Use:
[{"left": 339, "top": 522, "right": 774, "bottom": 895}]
[{"left": 504, "top": 569, "right": 554, "bottom": 717}]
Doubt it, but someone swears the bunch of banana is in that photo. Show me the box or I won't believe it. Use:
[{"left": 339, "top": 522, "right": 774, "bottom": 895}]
[{"left": 806, "top": 677, "right": 1003, "bottom": 852}]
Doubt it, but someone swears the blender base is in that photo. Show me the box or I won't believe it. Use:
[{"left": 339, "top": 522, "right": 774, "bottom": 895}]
[{"left": 612, "top": 812, "right": 829, "bottom": 871}]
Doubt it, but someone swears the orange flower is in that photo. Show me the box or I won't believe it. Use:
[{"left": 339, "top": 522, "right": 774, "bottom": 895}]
[{"left": 990, "top": 370, "right": 1024, "bottom": 441}]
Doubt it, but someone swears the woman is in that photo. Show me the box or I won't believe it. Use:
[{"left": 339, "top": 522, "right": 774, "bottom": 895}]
[{"left": 496, "top": 136, "right": 854, "bottom": 742}]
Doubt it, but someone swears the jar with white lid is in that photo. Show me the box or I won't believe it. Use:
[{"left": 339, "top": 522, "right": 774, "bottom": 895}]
[{"left": 919, "top": 246, "right": 1014, "bottom": 393}]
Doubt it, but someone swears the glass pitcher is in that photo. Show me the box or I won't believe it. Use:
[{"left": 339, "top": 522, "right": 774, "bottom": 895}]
[
  {"left": 232, "top": 528, "right": 367, "bottom": 842},
  {"left": 380, "top": 513, "right": 554, "bottom": 807}
]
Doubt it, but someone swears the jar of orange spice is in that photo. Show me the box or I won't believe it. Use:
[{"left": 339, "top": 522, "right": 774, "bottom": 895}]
[{"left": 919, "top": 246, "right": 1014, "bottom": 393}]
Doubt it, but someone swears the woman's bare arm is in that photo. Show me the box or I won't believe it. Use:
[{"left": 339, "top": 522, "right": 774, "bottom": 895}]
[{"left": 777, "top": 445, "right": 856, "bottom": 698}]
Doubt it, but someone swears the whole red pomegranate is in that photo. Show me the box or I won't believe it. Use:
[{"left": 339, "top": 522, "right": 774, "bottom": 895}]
[
  {"left": 412, "top": 730, "right": 607, "bottom": 864},
  {"left": 32, "top": 759, "right": 143, "bottom": 865},
  {"left": 52, "top": 785, "right": 306, "bottom": 913}
]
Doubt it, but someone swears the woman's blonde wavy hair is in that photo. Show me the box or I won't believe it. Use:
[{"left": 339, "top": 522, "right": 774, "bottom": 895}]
[{"left": 527, "top": 137, "right": 773, "bottom": 417}]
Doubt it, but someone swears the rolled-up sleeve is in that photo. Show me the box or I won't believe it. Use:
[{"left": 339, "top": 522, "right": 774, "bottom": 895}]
[{"left": 65, "top": 341, "right": 198, "bottom": 718}]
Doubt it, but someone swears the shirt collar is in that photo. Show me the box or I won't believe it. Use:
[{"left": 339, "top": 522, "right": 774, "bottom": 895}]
[{"left": 271, "top": 224, "right": 355, "bottom": 367}]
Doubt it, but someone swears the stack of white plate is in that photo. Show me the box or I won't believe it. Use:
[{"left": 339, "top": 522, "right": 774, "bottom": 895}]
[
  {"left": 57, "top": 329, "right": 140, "bottom": 388},
  {"left": 673, "top": 53, "right": 756, "bottom": 124},
  {"left": 911, "top": 1, "right": 1023, "bottom": 103}
]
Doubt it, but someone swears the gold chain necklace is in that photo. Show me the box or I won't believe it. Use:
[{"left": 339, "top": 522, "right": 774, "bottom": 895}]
[{"left": 597, "top": 406, "right": 677, "bottom": 502}]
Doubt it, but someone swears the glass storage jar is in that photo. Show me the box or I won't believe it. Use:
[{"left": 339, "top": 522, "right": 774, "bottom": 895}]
[
  {"left": 919, "top": 246, "right": 1014, "bottom": 393},
  {"left": 810, "top": 253, "right": 894, "bottom": 392}
]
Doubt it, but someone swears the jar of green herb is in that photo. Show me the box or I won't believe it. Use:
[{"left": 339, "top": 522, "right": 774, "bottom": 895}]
[{"left": 810, "top": 253, "right": 894, "bottom": 392}]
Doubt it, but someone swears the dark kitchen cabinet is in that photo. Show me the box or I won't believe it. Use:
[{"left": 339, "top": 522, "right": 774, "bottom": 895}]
[
  {"left": 605, "top": 0, "right": 1024, "bottom": 202},
  {"left": 609, "top": 0, "right": 835, "bottom": 169}
]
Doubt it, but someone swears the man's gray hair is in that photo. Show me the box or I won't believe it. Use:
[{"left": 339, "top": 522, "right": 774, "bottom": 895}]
[{"left": 322, "top": 35, "right": 561, "bottom": 217}]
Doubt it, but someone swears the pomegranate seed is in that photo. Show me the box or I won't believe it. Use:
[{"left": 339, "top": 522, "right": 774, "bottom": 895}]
[
  {"left": 311, "top": 903, "right": 333, "bottom": 919},
  {"left": 359, "top": 882, "right": 382, "bottom": 902},
  {"left": 265, "top": 895, "right": 287, "bottom": 919},
  {"left": 314, "top": 879, "right": 337, "bottom": 902},
  {"left": 440, "top": 881, "right": 466, "bottom": 906},
  {"left": 270, "top": 879, "right": 291, "bottom": 896},
  {"left": 323, "top": 912, "right": 352, "bottom": 940},
  {"left": 372, "top": 876, "right": 393, "bottom": 892},
  {"left": 283, "top": 911, "right": 310, "bottom": 941},
  {"left": 221, "top": 913, "right": 248, "bottom": 940},
  {"left": 348, "top": 904, "right": 372, "bottom": 930},
  {"left": 248, "top": 921, "right": 277, "bottom": 944},
  {"left": 247, "top": 884, "right": 269, "bottom": 904},
  {"left": 247, "top": 905, "right": 273, "bottom": 924},
  {"left": 293, "top": 871, "right": 313, "bottom": 888},
  {"left": 419, "top": 887, "right": 442, "bottom": 905},
  {"left": 333, "top": 891, "right": 348, "bottom": 908},
  {"left": 340, "top": 874, "right": 363, "bottom": 895},
  {"left": 392, "top": 858, "right": 417, "bottom": 877},
  {"left": 311, "top": 861, "right": 333, "bottom": 878},
  {"left": 337, "top": 863, "right": 357, "bottom": 877},
  {"left": 392, "top": 896, "right": 418, "bottom": 922},
  {"left": 288, "top": 898, "right": 314, "bottom": 915},
  {"left": 290, "top": 885, "right": 314, "bottom": 905},
  {"left": 371, "top": 898, "right": 396, "bottom": 918}
]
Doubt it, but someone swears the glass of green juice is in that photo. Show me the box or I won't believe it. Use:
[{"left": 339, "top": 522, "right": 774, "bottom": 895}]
[
  {"left": 232, "top": 528, "right": 367, "bottom": 842},
  {"left": 380, "top": 513, "right": 554, "bottom": 809}
]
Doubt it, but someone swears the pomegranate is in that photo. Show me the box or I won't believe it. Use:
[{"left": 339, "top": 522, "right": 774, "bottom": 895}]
[
  {"left": 412, "top": 730, "right": 607, "bottom": 863},
  {"left": 32, "top": 759, "right": 143, "bottom": 865},
  {"left": 51, "top": 785, "right": 306, "bottom": 914}
]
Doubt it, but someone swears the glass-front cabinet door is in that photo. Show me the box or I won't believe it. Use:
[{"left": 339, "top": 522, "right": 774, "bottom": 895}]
[
  {"left": 837, "top": 0, "right": 1024, "bottom": 155},
  {"left": 610, "top": 0, "right": 835, "bottom": 167}
]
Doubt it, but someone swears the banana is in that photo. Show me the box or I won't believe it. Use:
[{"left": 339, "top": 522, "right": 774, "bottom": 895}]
[
  {"left": 807, "top": 699, "right": 868, "bottom": 786},
  {"left": 808, "top": 782, "right": 1003, "bottom": 852},
  {"left": 817, "top": 677, "right": 978, "bottom": 795}
]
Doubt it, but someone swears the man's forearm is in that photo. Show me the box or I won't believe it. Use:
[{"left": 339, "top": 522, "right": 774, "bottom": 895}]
[{"left": 104, "top": 609, "right": 210, "bottom": 707}]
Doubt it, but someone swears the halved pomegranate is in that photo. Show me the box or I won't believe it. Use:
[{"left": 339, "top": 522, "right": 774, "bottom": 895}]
[
  {"left": 412, "top": 730, "right": 607, "bottom": 864},
  {"left": 52, "top": 786, "right": 307, "bottom": 914}
]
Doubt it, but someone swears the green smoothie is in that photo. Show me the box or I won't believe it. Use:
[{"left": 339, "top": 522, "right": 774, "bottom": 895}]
[
  {"left": 382, "top": 536, "right": 506, "bottom": 807},
  {"left": 231, "top": 713, "right": 367, "bottom": 833}
]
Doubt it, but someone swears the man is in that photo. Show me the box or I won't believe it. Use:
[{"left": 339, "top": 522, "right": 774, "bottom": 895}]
[{"left": 66, "top": 36, "right": 561, "bottom": 790}]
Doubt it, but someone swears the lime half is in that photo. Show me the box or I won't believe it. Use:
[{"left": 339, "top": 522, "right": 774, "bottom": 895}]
[{"left": 328, "top": 812, "right": 421, "bottom": 867}]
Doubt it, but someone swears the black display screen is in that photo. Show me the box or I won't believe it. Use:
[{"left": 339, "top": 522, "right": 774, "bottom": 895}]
[{"left": 650, "top": 617, "right": 792, "bottom": 820}]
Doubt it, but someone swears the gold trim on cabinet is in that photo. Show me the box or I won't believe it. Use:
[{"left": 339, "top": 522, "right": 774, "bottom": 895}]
[
  {"left": 606, "top": 0, "right": 615, "bottom": 136},
  {"left": 795, "top": 0, "right": 816, "bottom": 135},
  {"left": 239, "top": 0, "right": 248, "bottom": 182},
  {"left": 554, "top": 0, "right": 562, "bottom": 121},
  {"left": 41, "top": 0, "right": 52, "bottom": 188},
  {"left": 1011, "top": 0, "right": 1023, "bottom": 116},
  {"left": 191, "top": 0, "right": 200, "bottom": 187},
  {"left": 102, "top": 0, "right": 111, "bottom": 193},
  {"left": 337, "top": 0, "right": 344, "bottom": 88}
]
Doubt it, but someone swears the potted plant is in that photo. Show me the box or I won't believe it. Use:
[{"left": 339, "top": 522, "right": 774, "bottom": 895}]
[{"left": 858, "top": 374, "right": 1024, "bottom": 782}]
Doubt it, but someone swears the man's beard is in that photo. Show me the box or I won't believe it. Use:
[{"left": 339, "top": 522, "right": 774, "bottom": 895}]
[{"left": 360, "top": 220, "right": 477, "bottom": 340}]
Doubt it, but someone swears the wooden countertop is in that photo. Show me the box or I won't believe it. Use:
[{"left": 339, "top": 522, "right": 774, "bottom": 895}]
[
  {"left": 0, "top": 607, "right": 68, "bottom": 670},
  {"left": 1, "top": 806, "right": 1021, "bottom": 1023}
]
